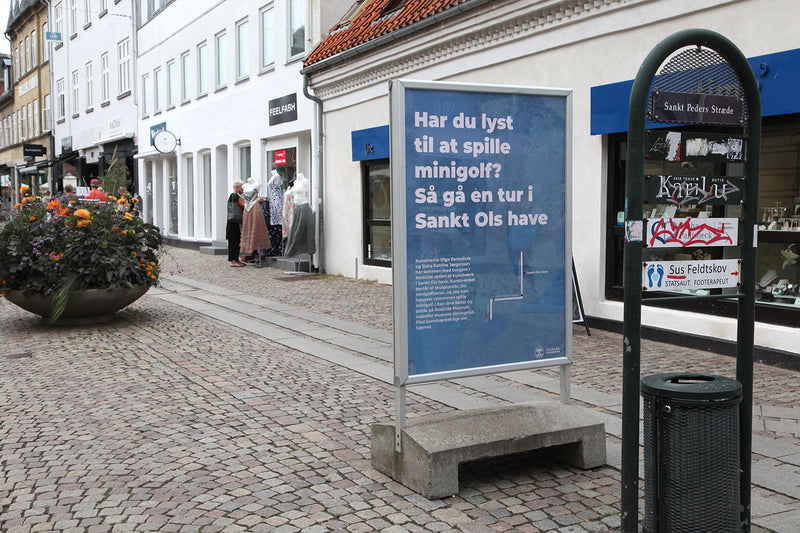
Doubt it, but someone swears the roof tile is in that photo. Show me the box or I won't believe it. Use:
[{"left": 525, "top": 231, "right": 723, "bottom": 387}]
[{"left": 305, "top": 0, "right": 468, "bottom": 66}]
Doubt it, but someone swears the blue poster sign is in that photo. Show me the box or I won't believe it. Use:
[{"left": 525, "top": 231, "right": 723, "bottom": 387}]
[{"left": 391, "top": 80, "right": 572, "bottom": 383}]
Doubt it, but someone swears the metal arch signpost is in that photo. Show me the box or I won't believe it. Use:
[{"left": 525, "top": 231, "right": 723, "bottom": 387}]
[{"left": 621, "top": 30, "right": 761, "bottom": 531}]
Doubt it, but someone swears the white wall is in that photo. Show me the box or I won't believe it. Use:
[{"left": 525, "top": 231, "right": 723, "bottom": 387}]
[{"left": 314, "top": 0, "right": 800, "bottom": 351}]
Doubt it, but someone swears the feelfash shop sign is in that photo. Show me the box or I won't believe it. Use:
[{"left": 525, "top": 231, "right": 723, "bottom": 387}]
[{"left": 268, "top": 93, "right": 297, "bottom": 126}]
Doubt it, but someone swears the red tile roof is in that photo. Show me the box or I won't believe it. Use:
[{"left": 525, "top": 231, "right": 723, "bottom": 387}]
[{"left": 305, "top": 0, "right": 469, "bottom": 67}]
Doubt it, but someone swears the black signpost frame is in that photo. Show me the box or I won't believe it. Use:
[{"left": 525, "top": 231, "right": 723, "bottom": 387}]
[{"left": 621, "top": 29, "right": 761, "bottom": 532}]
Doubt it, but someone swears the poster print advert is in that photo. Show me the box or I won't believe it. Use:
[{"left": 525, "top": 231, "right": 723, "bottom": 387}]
[{"left": 403, "top": 85, "right": 570, "bottom": 377}]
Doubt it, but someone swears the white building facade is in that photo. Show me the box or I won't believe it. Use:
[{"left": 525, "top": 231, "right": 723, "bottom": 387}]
[
  {"left": 304, "top": 0, "right": 800, "bottom": 356},
  {"left": 48, "top": 0, "right": 138, "bottom": 189},
  {"left": 134, "top": 0, "right": 349, "bottom": 249}
]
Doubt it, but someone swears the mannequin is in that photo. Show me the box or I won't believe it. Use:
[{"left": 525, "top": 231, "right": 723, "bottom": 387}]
[
  {"left": 239, "top": 177, "right": 271, "bottom": 260},
  {"left": 261, "top": 170, "right": 284, "bottom": 256},
  {"left": 284, "top": 172, "right": 316, "bottom": 257}
]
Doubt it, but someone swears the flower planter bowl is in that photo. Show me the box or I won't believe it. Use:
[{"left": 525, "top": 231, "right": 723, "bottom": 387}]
[{"left": 5, "top": 285, "right": 149, "bottom": 325}]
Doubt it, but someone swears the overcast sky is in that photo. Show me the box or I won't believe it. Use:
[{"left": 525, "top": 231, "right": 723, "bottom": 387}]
[{"left": 0, "top": 1, "right": 9, "bottom": 54}]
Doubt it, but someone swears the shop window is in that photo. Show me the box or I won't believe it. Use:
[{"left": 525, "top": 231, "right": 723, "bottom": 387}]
[
  {"left": 184, "top": 155, "right": 194, "bottom": 238},
  {"left": 201, "top": 152, "right": 212, "bottom": 238},
  {"left": 363, "top": 159, "right": 391, "bottom": 266},
  {"left": 605, "top": 114, "right": 800, "bottom": 326}
]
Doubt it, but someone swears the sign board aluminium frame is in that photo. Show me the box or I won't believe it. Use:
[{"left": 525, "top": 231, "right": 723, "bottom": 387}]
[{"left": 390, "top": 79, "right": 573, "bottom": 451}]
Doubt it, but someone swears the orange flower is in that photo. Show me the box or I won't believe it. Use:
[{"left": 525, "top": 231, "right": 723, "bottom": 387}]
[
  {"left": 29, "top": 216, "right": 37, "bottom": 221},
  {"left": 108, "top": 195, "right": 117, "bottom": 202},
  {"left": 59, "top": 208, "right": 69, "bottom": 216},
  {"left": 77, "top": 219, "right": 90, "bottom": 228},
  {"left": 1, "top": 291, "right": 6, "bottom": 297},
  {"left": 74, "top": 208, "right": 91, "bottom": 219},
  {"left": 117, "top": 198, "right": 127, "bottom": 205},
  {"left": 14, "top": 203, "right": 21, "bottom": 209},
  {"left": 19, "top": 184, "right": 29, "bottom": 194},
  {"left": 47, "top": 199, "right": 62, "bottom": 211},
  {"left": 123, "top": 212, "right": 134, "bottom": 221}
]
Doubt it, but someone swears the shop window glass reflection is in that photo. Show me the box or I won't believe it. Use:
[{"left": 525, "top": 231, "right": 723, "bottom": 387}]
[{"left": 363, "top": 160, "right": 391, "bottom": 266}]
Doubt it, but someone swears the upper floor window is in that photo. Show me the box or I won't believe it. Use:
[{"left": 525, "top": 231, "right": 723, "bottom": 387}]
[
  {"left": 180, "top": 51, "right": 191, "bottom": 102},
  {"left": 53, "top": 3, "right": 63, "bottom": 38},
  {"left": 85, "top": 61, "right": 93, "bottom": 110},
  {"left": 259, "top": 4, "right": 274, "bottom": 71},
  {"left": 236, "top": 18, "right": 249, "bottom": 80},
  {"left": 31, "top": 31, "right": 37, "bottom": 68},
  {"left": 42, "top": 94, "right": 51, "bottom": 131},
  {"left": 141, "top": 73, "right": 150, "bottom": 118},
  {"left": 215, "top": 31, "right": 227, "bottom": 89},
  {"left": 197, "top": 42, "right": 208, "bottom": 96},
  {"left": 288, "top": 0, "right": 305, "bottom": 59},
  {"left": 24, "top": 36, "right": 29, "bottom": 73},
  {"left": 166, "top": 60, "right": 176, "bottom": 108},
  {"left": 153, "top": 67, "right": 162, "bottom": 113},
  {"left": 71, "top": 69, "right": 79, "bottom": 115},
  {"left": 42, "top": 23, "right": 49, "bottom": 62},
  {"left": 101, "top": 52, "right": 110, "bottom": 103},
  {"left": 118, "top": 38, "right": 131, "bottom": 94},
  {"left": 56, "top": 78, "right": 66, "bottom": 120},
  {"left": 70, "top": 0, "right": 78, "bottom": 36},
  {"left": 83, "top": 0, "right": 91, "bottom": 26}
]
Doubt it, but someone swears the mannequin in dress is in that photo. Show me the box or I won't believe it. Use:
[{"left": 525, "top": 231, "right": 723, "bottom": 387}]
[
  {"left": 262, "top": 169, "right": 284, "bottom": 256},
  {"left": 284, "top": 173, "right": 315, "bottom": 257},
  {"left": 239, "top": 177, "right": 271, "bottom": 261}
]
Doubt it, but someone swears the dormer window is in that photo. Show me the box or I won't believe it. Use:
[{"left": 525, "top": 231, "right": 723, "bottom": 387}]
[
  {"left": 380, "top": 0, "right": 406, "bottom": 16},
  {"left": 334, "top": 0, "right": 367, "bottom": 30}
]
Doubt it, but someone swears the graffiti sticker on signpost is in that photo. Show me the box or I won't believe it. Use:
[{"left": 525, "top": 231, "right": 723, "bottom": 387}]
[{"left": 390, "top": 80, "right": 572, "bottom": 384}]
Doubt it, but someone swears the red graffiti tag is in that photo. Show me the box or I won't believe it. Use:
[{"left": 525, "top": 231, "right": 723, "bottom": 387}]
[{"left": 649, "top": 218, "right": 734, "bottom": 247}]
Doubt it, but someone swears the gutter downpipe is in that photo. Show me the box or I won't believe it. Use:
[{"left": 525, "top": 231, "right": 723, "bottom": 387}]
[{"left": 302, "top": 70, "right": 324, "bottom": 274}]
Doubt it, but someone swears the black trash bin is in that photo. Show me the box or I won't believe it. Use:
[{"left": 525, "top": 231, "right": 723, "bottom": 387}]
[{"left": 641, "top": 373, "right": 742, "bottom": 532}]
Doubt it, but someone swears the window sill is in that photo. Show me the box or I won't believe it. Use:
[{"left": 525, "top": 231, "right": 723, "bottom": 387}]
[
  {"left": 235, "top": 76, "right": 250, "bottom": 85},
  {"left": 56, "top": 118, "right": 65, "bottom": 124},
  {"left": 196, "top": 92, "right": 208, "bottom": 100},
  {"left": 99, "top": 10, "right": 107, "bottom": 18},
  {"left": 214, "top": 85, "right": 227, "bottom": 93},
  {"left": 117, "top": 90, "right": 131, "bottom": 100},
  {"left": 85, "top": 107, "right": 94, "bottom": 114},
  {"left": 83, "top": 22, "right": 92, "bottom": 31},
  {"left": 70, "top": 33, "right": 78, "bottom": 41},
  {"left": 71, "top": 113, "right": 80, "bottom": 119},
  {"left": 101, "top": 100, "right": 110, "bottom": 108}
]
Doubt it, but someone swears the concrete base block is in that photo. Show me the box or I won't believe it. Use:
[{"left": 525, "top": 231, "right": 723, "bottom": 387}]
[{"left": 371, "top": 401, "right": 606, "bottom": 499}]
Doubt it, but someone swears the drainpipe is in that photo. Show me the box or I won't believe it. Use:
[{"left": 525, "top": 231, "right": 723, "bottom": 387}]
[{"left": 302, "top": 70, "right": 324, "bottom": 274}]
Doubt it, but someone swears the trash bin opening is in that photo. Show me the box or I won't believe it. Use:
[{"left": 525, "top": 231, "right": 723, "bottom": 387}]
[{"left": 667, "top": 375, "right": 714, "bottom": 385}]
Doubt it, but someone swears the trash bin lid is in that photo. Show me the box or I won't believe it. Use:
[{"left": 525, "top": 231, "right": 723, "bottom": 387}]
[{"left": 641, "top": 373, "right": 742, "bottom": 401}]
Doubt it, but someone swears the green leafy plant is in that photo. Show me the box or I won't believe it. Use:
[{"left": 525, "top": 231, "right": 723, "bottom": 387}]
[{"left": 0, "top": 187, "right": 162, "bottom": 319}]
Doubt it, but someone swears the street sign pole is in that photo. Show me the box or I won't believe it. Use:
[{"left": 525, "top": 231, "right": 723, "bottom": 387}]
[{"left": 621, "top": 29, "right": 761, "bottom": 531}]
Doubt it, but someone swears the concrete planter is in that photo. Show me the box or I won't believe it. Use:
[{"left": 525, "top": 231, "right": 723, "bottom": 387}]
[{"left": 4, "top": 285, "right": 149, "bottom": 325}]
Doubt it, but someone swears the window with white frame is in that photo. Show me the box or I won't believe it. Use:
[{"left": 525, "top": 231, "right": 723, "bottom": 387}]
[
  {"left": 71, "top": 69, "right": 79, "bottom": 115},
  {"left": 24, "top": 36, "right": 29, "bottom": 73},
  {"left": 236, "top": 18, "right": 249, "bottom": 80},
  {"left": 215, "top": 31, "right": 227, "bottom": 89},
  {"left": 34, "top": 99, "right": 40, "bottom": 135},
  {"left": 13, "top": 48, "right": 18, "bottom": 81},
  {"left": 42, "top": 94, "right": 51, "bottom": 131},
  {"left": 85, "top": 61, "right": 93, "bottom": 110},
  {"left": 100, "top": 0, "right": 108, "bottom": 13},
  {"left": 238, "top": 144, "right": 251, "bottom": 181},
  {"left": 83, "top": 0, "right": 90, "bottom": 26},
  {"left": 288, "top": 0, "right": 305, "bottom": 58},
  {"left": 197, "top": 42, "right": 208, "bottom": 96},
  {"left": 12, "top": 113, "right": 16, "bottom": 143},
  {"left": 56, "top": 78, "right": 65, "bottom": 120},
  {"left": 70, "top": 0, "right": 78, "bottom": 36},
  {"left": 153, "top": 67, "right": 162, "bottom": 112},
  {"left": 141, "top": 73, "right": 150, "bottom": 117},
  {"left": 259, "top": 4, "right": 274, "bottom": 70},
  {"left": 180, "top": 51, "right": 191, "bottom": 102},
  {"left": 184, "top": 155, "right": 194, "bottom": 237},
  {"left": 31, "top": 30, "right": 37, "bottom": 67},
  {"left": 42, "top": 23, "right": 49, "bottom": 62},
  {"left": 166, "top": 60, "right": 176, "bottom": 108},
  {"left": 27, "top": 103, "right": 33, "bottom": 138},
  {"left": 21, "top": 106, "right": 26, "bottom": 140},
  {"left": 101, "top": 52, "right": 109, "bottom": 103},
  {"left": 117, "top": 38, "right": 131, "bottom": 94},
  {"left": 54, "top": 3, "right": 63, "bottom": 36}
]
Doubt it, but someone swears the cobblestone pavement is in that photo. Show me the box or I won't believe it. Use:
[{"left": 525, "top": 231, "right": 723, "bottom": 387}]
[{"left": 0, "top": 246, "right": 798, "bottom": 532}]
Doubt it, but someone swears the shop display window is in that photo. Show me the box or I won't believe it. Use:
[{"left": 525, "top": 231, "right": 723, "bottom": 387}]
[
  {"left": 363, "top": 159, "right": 391, "bottom": 266},
  {"left": 605, "top": 114, "right": 799, "bottom": 326}
]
